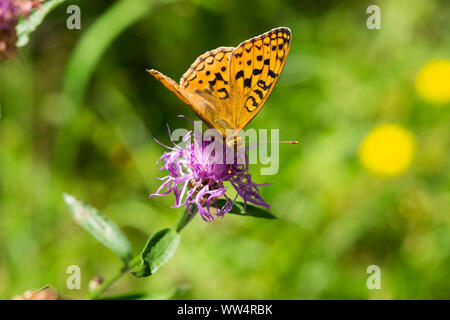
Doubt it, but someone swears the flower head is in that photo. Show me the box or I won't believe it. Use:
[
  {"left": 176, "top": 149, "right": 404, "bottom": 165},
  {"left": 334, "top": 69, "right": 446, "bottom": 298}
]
[{"left": 150, "top": 124, "right": 270, "bottom": 221}]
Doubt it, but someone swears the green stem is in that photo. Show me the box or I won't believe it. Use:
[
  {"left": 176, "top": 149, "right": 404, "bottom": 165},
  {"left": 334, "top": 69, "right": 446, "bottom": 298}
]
[
  {"left": 88, "top": 256, "right": 141, "bottom": 300},
  {"left": 176, "top": 204, "right": 198, "bottom": 233}
]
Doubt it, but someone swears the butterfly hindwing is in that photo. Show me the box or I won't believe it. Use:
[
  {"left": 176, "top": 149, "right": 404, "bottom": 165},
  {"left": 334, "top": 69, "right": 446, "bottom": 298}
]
[
  {"left": 180, "top": 47, "right": 233, "bottom": 100},
  {"left": 230, "top": 27, "right": 291, "bottom": 129},
  {"left": 180, "top": 47, "right": 236, "bottom": 131}
]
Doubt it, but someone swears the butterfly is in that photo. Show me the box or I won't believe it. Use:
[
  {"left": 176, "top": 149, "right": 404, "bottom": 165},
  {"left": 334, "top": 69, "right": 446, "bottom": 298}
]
[{"left": 148, "top": 27, "right": 291, "bottom": 142}]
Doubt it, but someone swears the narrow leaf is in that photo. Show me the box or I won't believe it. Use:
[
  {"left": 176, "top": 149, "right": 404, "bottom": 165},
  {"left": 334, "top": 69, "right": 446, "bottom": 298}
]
[
  {"left": 217, "top": 199, "right": 277, "bottom": 219},
  {"left": 131, "top": 228, "right": 180, "bottom": 278},
  {"left": 63, "top": 193, "right": 133, "bottom": 264},
  {"left": 16, "top": 0, "right": 66, "bottom": 47}
]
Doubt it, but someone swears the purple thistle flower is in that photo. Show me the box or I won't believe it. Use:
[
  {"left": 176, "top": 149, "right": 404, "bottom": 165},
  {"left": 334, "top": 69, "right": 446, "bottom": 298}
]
[{"left": 150, "top": 123, "right": 270, "bottom": 222}]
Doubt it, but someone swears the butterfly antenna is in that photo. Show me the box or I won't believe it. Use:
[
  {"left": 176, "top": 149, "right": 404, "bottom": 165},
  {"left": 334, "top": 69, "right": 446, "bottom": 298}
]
[
  {"left": 266, "top": 141, "right": 299, "bottom": 144},
  {"left": 257, "top": 140, "right": 299, "bottom": 145}
]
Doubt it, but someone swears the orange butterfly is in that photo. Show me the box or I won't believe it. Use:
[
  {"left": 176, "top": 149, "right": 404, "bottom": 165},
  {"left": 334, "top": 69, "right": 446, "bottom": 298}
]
[{"left": 148, "top": 27, "right": 291, "bottom": 140}]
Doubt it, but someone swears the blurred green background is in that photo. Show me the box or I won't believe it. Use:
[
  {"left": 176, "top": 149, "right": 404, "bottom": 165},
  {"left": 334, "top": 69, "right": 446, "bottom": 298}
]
[{"left": 1, "top": 0, "right": 450, "bottom": 299}]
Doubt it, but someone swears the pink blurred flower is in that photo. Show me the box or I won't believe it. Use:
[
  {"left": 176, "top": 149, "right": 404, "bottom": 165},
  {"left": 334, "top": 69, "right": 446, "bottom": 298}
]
[{"left": 0, "top": 0, "right": 43, "bottom": 60}]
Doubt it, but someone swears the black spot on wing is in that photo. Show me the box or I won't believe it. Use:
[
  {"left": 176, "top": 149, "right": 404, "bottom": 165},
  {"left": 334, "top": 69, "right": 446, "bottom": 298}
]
[
  {"left": 215, "top": 72, "right": 225, "bottom": 82},
  {"left": 268, "top": 70, "right": 278, "bottom": 78},
  {"left": 243, "top": 77, "right": 252, "bottom": 88},
  {"left": 235, "top": 70, "right": 244, "bottom": 80},
  {"left": 253, "top": 68, "right": 262, "bottom": 76},
  {"left": 245, "top": 96, "right": 258, "bottom": 111},
  {"left": 217, "top": 88, "right": 229, "bottom": 99},
  {"left": 257, "top": 80, "right": 272, "bottom": 91},
  {"left": 253, "top": 89, "right": 264, "bottom": 100}
]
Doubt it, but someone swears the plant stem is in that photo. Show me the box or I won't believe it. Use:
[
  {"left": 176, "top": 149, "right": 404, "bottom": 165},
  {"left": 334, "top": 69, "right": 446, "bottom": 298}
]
[
  {"left": 176, "top": 205, "right": 198, "bottom": 233},
  {"left": 88, "top": 256, "right": 141, "bottom": 300}
]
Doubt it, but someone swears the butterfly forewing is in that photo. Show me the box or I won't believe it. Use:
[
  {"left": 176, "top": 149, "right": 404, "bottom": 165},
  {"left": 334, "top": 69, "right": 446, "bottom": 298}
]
[
  {"left": 148, "top": 69, "right": 192, "bottom": 106},
  {"left": 229, "top": 27, "right": 291, "bottom": 129}
]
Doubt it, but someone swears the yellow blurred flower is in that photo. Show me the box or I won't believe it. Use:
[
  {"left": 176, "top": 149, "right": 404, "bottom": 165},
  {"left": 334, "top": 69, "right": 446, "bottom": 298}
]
[
  {"left": 415, "top": 59, "right": 450, "bottom": 105},
  {"left": 359, "top": 124, "right": 416, "bottom": 177}
]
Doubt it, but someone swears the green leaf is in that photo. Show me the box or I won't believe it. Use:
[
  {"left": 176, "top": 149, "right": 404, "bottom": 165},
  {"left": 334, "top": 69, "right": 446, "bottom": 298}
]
[
  {"left": 16, "top": 0, "right": 66, "bottom": 47},
  {"left": 131, "top": 228, "right": 180, "bottom": 278},
  {"left": 217, "top": 199, "right": 277, "bottom": 219},
  {"left": 63, "top": 193, "right": 133, "bottom": 264}
]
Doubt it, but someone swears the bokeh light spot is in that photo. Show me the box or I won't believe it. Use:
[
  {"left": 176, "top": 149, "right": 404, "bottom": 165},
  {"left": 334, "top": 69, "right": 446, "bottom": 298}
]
[
  {"left": 415, "top": 59, "right": 450, "bottom": 105},
  {"left": 359, "top": 124, "right": 416, "bottom": 177}
]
